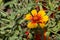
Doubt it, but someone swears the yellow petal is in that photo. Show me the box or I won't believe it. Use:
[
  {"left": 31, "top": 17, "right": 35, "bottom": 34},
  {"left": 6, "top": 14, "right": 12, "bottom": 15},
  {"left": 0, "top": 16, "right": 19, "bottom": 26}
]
[
  {"left": 27, "top": 22, "right": 38, "bottom": 29},
  {"left": 38, "top": 10, "right": 46, "bottom": 16},
  {"left": 31, "top": 10, "right": 37, "bottom": 16},
  {"left": 39, "top": 15, "right": 49, "bottom": 23},
  {"left": 39, "top": 23, "right": 46, "bottom": 28},
  {"left": 42, "top": 15, "right": 49, "bottom": 23},
  {"left": 25, "top": 13, "right": 32, "bottom": 20}
]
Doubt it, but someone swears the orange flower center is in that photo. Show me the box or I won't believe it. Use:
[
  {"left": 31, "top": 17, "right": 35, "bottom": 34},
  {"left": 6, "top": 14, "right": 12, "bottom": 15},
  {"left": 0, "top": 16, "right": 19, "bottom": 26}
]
[{"left": 31, "top": 15, "right": 41, "bottom": 23}]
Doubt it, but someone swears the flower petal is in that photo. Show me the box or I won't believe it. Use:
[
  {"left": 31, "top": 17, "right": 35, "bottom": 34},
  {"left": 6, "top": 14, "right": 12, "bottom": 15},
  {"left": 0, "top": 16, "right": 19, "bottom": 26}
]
[
  {"left": 39, "top": 23, "right": 46, "bottom": 28},
  {"left": 39, "top": 15, "right": 49, "bottom": 23},
  {"left": 42, "top": 15, "right": 49, "bottom": 23},
  {"left": 38, "top": 10, "right": 46, "bottom": 16},
  {"left": 27, "top": 22, "right": 38, "bottom": 29},
  {"left": 25, "top": 13, "right": 32, "bottom": 20},
  {"left": 31, "top": 10, "right": 37, "bottom": 16}
]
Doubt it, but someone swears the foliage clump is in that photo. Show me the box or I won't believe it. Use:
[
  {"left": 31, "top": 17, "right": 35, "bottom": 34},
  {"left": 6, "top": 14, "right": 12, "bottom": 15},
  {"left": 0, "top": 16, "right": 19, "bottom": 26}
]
[{"left": 0, "top": 0, "right": 60, "bottom": 40}]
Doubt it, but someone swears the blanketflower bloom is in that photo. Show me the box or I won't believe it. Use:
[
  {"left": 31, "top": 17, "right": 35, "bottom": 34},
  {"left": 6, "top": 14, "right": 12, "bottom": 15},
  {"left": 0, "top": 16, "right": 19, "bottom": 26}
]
[{"left": 25, "top": 9, "right": 49, "bottom": 29}]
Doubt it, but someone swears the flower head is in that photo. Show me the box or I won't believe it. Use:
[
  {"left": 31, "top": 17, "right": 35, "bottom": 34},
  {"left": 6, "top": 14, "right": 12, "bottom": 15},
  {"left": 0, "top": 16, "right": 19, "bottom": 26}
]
[{"left": 25, "top": 9, "right": 49, "bottom": 29}]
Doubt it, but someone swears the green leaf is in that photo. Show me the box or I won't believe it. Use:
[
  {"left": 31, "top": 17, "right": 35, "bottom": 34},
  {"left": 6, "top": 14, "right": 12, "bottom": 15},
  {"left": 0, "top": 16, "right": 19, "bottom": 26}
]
[{"left": 8, "top": 12, "right": 16, "bottom": 20}]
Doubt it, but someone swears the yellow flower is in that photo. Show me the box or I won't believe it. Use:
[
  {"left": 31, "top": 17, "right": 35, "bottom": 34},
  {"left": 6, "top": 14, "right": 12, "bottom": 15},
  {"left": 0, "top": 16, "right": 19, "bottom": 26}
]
[{"left": 25, "top": 9, "right": 49, "bottom": 29}]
